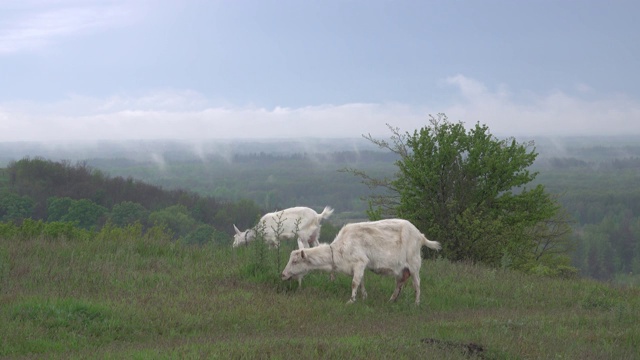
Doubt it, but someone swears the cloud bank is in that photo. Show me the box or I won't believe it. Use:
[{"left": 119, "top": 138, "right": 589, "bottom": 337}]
[
  {"left": 1, "top": 75, "right": 638, "bottom": 142},
  {"left": 443, "top": 75, "right": 640, "bottom": 137}
]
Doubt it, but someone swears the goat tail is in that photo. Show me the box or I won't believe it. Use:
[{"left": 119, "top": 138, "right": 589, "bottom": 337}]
[
  {"left": 319, "top": 206, "right": 334, "bottom": 220},
  {"left": 423, "top": 236, "right": 442, "bottom": 251}
]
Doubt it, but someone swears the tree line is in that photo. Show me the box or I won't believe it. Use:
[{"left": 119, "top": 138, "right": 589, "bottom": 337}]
[
  {"left": 2, "top": 125, "right": 639, "bottom": 284},
  {"left": 0, "top": 157, "right": 270, "bottom": 245},
  {"left": 90, "top": 150, "right": 397, "bottom": 215}
]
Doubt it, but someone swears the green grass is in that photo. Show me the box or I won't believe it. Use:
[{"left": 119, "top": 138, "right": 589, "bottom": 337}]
[{"left": 1, "top": 231, "right": 639, "bottom": 359}]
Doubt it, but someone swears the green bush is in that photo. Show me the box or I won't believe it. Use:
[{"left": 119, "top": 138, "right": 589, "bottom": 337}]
[
  {"left": 18, "top": 219, "right": 46, "bottom": 239},
  {"left": 46, "top": 197, "right": 74, "bottom": 222},
  {"left": 184, "top": 224, "right": 215, "bottom": 245},
  {"left": 109, "top": 201, "right": 148, "bottom": 227},
  {"left": 64, "top": 199, "right": 107, "bottom": 229},
  {"left": 148, "top": 205, "right": 195, "bottom": 239},
  {"left": 41, "top": 222, "right": 85, "bottom": 241},
  {"left": 47, "top": 197, "right": 107, "bottom": 229},
  {"left": 0, "top": 222, "right": 18, "bottom": 239},
  {"left": 0, "top": 191, "right": 35, "bottom": 221}
]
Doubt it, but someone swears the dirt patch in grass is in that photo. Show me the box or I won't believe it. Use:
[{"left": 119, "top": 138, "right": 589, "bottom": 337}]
[{"left": 422, "top": 338, "right": 485, "bottom": 358}]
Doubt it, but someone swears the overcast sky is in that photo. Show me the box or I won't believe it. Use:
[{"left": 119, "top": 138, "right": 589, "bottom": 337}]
[{"left": 1, "top": 0, "right": 639, "bottom": 142}]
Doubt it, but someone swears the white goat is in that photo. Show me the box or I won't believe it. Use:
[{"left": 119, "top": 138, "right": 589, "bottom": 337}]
[
  {"left": 281, "top": 219, "right": 441, "bottom": 305},
  {"left": 233, "top": 206, "right": 334, "bottom": 249}
]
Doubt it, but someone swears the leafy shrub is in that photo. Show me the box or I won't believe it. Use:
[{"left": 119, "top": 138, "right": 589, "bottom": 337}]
[
  {"left": 47, "top": 197, "right": 107, "bottom": 229},
  {"left": 46, "top": 197, "right": 74, "bottom": 222},
  {"left": 64, "top": 199, "right": 107, "bottom": 229},
  {"left": 0, "top": 219, "right": 89, "bottom": 241},
  {"left": 42, "top": 222, "right": 85, "bottom": 241},
  {"left": 94, "top": 222, "right": 143, "bottom": 242},
  {"left": 19, "top": 219, "right": 46, "bottom": 239},
  {"left": 184, "top": 224, "right": 215, "bottom": 245},
  {"left": 149, "top": 205, "right": 195, "bottom": 239},
  {"left": 109, "top": 201, "right": 148, "bottom": 227},
  {"left": 0, "top": 222, "right": 18, "bottom": 239},
  {"left": 0, "top": 191, "right": 35, "bottom": 221}
]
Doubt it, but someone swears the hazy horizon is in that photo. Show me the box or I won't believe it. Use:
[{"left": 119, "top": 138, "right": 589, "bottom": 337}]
[{"left": 2, "top": 134, "right": 639, "bottom": 168}]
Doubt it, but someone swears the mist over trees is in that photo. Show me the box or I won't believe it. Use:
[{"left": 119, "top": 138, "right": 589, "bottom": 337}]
[{"left": 1, "top": 131, "right": 639, "bottom": 285}]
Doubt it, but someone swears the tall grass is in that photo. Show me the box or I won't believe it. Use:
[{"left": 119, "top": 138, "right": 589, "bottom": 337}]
[{"left": 1, "top": 225, "right": 638, "bottom": 359}]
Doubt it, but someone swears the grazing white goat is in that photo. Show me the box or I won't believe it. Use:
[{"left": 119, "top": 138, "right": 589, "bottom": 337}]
[
  {"left": 233, "top": 206, "right": 334, "bottom": 249},
  {"left": 280, "top": 219, "right": 441, "bottom": 305}
]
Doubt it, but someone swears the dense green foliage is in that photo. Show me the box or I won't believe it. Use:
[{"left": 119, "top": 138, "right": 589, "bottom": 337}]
[
  {"left": 533, "top": 157, "right": 640, "bottom": 283},
  {"left": 47, "top": 197, "right": 108, "bottom": 229},
  {"left": 0, "top": 191, "right": 34, "bottom": 221},
  {"left": 1, "top": 224, "right": 638, "bottom": 358},
  {"left": 349, "top": 115, "right": 573, "bottom": 274},
  {"left": 397, "top": 120, "right": 551, "bottom": 267},
  {"left": 0, "top": 158, "right": 251, "bottom": 244}
]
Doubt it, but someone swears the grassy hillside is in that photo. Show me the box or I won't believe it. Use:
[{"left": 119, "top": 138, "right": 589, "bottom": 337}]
[{"left": 1, "top": 228, "right": 638, "bottom": 359}]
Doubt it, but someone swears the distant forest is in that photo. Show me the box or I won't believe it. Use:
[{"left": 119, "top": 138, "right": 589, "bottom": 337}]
[{"left": 1, "top": 136, "right": 640, "bottom": 285}]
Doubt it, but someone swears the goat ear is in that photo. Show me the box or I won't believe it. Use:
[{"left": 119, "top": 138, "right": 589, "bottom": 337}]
[
  {"left": 300, "top": 250, "right": 306, "bottom": 259},
  {"left": 233, "top": 224, "right": 241, "bottom": 235}
]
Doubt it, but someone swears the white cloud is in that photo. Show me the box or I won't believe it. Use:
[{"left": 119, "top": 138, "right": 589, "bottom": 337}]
[
  {"left": 1, "top": 75, "right": 639, "bottom": 142},
  {"left": 0, "top": 0, "right": 136, "bottom": 54},
  {"left": 0, "top": 99, "right": 417, "bottom": 141},
  {"left": 442, "top": 75, "right": 640, "bottom": 136}
]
